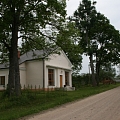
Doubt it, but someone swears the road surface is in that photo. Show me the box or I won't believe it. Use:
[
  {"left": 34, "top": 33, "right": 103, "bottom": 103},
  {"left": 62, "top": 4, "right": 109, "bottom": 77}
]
[{"left": 21, "top": 86, "right": 120, "bottom": 120}]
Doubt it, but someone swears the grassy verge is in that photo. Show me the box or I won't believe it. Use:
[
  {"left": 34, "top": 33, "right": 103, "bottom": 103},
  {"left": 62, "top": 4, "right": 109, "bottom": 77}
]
[{"left": 0, "top": 83, "right": 120, "bottom": 120}]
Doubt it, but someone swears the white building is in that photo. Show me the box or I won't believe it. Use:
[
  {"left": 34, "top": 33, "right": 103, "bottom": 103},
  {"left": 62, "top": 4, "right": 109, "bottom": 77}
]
[{"left": 0, "top": 50, "right": 73, "bottom": 90}]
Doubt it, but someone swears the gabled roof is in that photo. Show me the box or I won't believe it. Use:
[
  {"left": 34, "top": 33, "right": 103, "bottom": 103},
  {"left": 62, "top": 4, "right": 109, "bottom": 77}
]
[
  {"left": 19, "top": 50, "right": 44, "bottom": 64},
  {"left": 0, "top": 49, "right": 72, "bottom": 69},
  {"left": 0, "top": 50, "right": 45, "bottom": 69}
]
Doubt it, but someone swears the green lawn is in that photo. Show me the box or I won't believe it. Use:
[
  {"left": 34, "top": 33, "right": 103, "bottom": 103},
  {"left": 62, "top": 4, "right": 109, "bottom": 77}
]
[{"left": 0, "top": 83, "right": 120, "bottom": 120}]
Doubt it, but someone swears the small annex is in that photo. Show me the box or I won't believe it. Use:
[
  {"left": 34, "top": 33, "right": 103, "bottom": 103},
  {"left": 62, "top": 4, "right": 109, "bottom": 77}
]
[{"left": 0, "top": 49, "right": 73, "bottom": 90}]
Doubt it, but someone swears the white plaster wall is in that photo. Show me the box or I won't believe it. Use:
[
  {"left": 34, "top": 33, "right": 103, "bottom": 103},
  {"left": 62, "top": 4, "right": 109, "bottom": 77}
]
[
  {"left": 0, "top": 64, "right": 27, "bottom": 90},
  {"left": 44, "top": 68, "right": 72, "bottom": 88},
  {"left": 0, "top": 69, "right": 9, "bottom": 90},
  {"left": 69, "top": 71, "right": 72, "bottom": 87},
  {"left": 19, "top": 63, "right": 26, "bottom": 89},
  {"left": 44, "top": 51, "right": 72, "bottom": 88},
  {"left": 26, "top": 60, "right": 43, "bottom": 89},
  {"left": 45, "top": 51, "right": 72, "bottom": 70},
  {"left": 56, "top": 69, "right": 58, "bottom": 87}
]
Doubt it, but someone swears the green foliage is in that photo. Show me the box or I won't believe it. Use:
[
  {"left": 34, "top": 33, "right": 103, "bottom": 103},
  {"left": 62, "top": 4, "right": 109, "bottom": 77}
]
[
  {"left": 72, "top": 74, "right": 92, "bottom": 88},
  {"left": 93, "top": 13, "right": 120, "bottom": 65},
  {"left": 72, "top": 0, "right": 99, "bottom": 86},
  {"left": 56, "top": 21, "right": 83, "bottom": 72},
  {"left": 0, "top": 0, "right": 67, "bottom": 62},
  {"left": 99, "top": 64, "right": 116, "bottom": 82},
  {"left": 72, "top": 0, "right": 120, "bottom": 84},
  {"left": 73, "top": 0, "right": 97, "bottom": 49},
  {"left": 0, "top": 0, "right": 67, "bottom": 96}
]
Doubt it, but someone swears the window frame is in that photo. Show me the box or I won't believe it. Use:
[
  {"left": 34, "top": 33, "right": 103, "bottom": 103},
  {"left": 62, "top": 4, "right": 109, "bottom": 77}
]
[
  {"left": 65, "top": 71, "right": 69, "bottom": 86},
  {"left": 48, "top": 69, "right": 55, "bottom": 86},
  {"left": 0, "top": 76, "right": 5, "bottom": 85}
]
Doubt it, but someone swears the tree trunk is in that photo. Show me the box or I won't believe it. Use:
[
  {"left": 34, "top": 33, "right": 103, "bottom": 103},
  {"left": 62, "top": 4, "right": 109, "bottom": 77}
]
[
  {"left": 8, "top": 5, "right": 21, "bottom": 96},
  {"left": 89, "top": 54, "right": 96, "bottom": 86},
  {"left": 8, "top": 51, "right": 15, "bottom": 96},
  {"left": 8, "top": 31, "right": 21, "bottom": 96},
  {"left": 96, "top": 61, "right": 100, "bottom": 86},
  {"left": 15, "top": 54, "right": 21, "bottom": 96}
]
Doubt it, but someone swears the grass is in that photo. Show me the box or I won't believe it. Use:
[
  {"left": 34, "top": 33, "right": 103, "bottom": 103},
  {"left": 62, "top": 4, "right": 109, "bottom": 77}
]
[{"left": 0, "top": 83, "right": 120, "bottom": 120}]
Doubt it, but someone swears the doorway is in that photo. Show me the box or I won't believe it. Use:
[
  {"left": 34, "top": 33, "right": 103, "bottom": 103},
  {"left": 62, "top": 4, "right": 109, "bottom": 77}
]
[{"left": 60, "top": 75, "right": 63, "bottom": 87}]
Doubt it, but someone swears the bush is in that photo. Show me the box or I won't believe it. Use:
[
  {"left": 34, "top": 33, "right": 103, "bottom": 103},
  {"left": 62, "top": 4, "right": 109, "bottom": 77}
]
[{"left": 72, "top": 74, "right": 92, "bottom": 89}]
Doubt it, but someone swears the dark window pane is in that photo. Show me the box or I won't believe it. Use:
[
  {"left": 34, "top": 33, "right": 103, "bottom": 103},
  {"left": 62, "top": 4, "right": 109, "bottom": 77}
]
[
  {"left": 65, "top": 72, "right": 69, "bottom": 85},
  {"left": 48, "top": 69, "right": 54, "bottom": 86},
  {"left": 0, "top": 76, "right": 5, "bottom": 85}
]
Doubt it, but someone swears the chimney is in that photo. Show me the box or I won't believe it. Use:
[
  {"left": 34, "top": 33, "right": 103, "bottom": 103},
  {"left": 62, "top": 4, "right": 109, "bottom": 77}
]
[{"left": 18, "top": 51, "right": 20, "bottom": 59}]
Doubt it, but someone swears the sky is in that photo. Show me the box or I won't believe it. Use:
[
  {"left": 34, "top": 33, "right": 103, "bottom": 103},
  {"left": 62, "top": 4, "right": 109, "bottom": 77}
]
[{"left": 66, "top": 0, "right": 120, "bottom": 74}]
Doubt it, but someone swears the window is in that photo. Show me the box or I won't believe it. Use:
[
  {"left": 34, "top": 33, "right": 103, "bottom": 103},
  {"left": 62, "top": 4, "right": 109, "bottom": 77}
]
[
  {"left": 0, "top": 76, "right": 5, "bottom": 85},
  {"left": 48, "top": 69, "right": 54, "bottom": 86},
  {"left": 65, "top": 72, "right": 69, "bottom": 86}
]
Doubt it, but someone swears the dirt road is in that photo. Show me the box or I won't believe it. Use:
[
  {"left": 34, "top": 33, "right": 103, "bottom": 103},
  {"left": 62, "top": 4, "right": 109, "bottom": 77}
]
[{"left": 22, "top": 87, "right": 120, "bottom": 120}]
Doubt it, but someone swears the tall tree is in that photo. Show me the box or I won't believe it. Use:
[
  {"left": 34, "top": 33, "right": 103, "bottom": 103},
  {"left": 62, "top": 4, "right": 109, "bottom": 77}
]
[
  {"left": 90, "top": 13, "right": 120, "bottom": 84},
  {"left": 0, "top": 0, "right": 66, "bottom": 96},
  {"left": 85, "top": 13, "right": 120, "bottom": 85},
  {"left": 73, "top": 0, "right": 120, "bottom": 86},
  {"left": 73, "top": 0, "right": 97, "bottom": 86}
]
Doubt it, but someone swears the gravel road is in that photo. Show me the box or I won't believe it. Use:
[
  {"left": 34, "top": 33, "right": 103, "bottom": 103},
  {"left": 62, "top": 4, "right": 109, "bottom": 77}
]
[{"left": 21, "top": 86, "right": 120, "bottom": 120}]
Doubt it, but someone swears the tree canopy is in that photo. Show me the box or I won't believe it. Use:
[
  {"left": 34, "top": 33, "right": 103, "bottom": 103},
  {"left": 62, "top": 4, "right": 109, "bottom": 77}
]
[
  {"left": 56, "top": 21, "right": 83, "bottom": 74},
  {"left": 72, "top": 0, "right": 120, "bottom": 86},
  {"left": 0, "top": 0, "right": 67, "bottom": 96}
]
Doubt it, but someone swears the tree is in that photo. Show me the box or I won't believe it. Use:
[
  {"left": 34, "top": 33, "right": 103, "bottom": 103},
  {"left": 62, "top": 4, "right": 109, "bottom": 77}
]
[
  {"left": 56, "top": 21, "right": 83, "bottom": 74},
  {"left": 99, "top": 63, "right": 116, "bottom": 82},
  {"left": 73, "top": 0, "right": 120, "bottom": 86},
  {"left": 0, "top": 0, "right": 66, "bottom": 96},
  {"left": 89, "top": 13, "right": 120, "bottom": 85},
  {"left": 73, "top": 0, "right": 97, "bottom": 86}
]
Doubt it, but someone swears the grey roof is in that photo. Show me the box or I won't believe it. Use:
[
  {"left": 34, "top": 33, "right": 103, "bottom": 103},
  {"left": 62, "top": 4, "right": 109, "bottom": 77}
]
[
  {"left": 0, "top": 50, "right": 48, "bottom": 69},
  {"left": 19, "top": 50, "right": 44, "bottom": 64},
  {"left": 0, "top": 63, "right": 9, "bottom": 69}
]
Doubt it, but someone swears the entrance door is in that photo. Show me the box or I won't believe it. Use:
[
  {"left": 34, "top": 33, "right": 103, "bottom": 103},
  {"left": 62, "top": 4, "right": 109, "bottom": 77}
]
[{"left": 60, "top": 75, "right": 62, "bottom": 87}]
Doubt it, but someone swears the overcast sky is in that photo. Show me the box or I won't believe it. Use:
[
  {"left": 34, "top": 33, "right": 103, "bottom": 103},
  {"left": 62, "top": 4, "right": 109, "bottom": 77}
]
[{"left": 66, "top": 0, "right": 120, "bottom": 74}]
